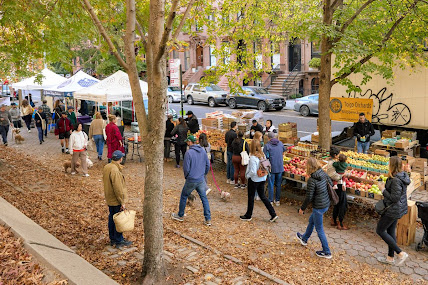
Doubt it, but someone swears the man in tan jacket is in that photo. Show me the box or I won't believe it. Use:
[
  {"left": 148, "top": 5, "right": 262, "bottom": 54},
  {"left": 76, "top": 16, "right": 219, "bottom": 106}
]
[{"left": 103, "top": 150, "right": 132, "bottom": 248}]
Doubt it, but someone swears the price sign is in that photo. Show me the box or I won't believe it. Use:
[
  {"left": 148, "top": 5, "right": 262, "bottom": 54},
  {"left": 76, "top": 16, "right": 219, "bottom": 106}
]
[{"left": 170, "top": 59, "right": 180, "bottom": 87}]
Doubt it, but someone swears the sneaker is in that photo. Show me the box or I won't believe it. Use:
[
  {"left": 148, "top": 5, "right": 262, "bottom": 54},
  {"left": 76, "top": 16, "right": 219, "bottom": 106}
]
[
  {"left": 316, "top": 251, "right": 332, "bottom": 259},
  {"left": 116, "top": 239, "right": 133, "bottom": 248},
  {"left": 275, "top": 201, "right": 280, "bottom": 206},
  {"left": 204, "top": 220, "right": 212, "bottom": 226},
  {"left": 234, "top": 184, "right": 240, "bottom": 189},
  {"left": 240, "top": 215, "right": 252, "bottom": 221},
  {"left": 206, "top": 188, "right": 212, "bottom": 195},
  {"left": 229, "top": 180, "right": 235, "bottom": 185},
  {"left": 270, "top": 202, "right": 274, "bottom": 206},
  {"left": 296, "top": 232, "right": 307, "bottom": 246},
  {"left": 62, "top": 148, "right": 65, "bottom": 153},
  {"left": 4, "top": 143, "right": 7, "bottom": 146},
  {"left": 175, "top": 165, "right": 180, "bottom": 168},
  {"left": 66, "top": 149, "right": 70, "bottom": 154},
  {"left": 255, "top": 196, "right": 261, "bottom": 201},
  {"left": 227, "top": 179, "right": 231, "bottom": 184},
  {"left": 240, "top": 184, "right": 246, "bottom": 189},
  {"left": 270, "top": 216, "right": 278, "bottom": 223},
  {"left": 28, "top": 129, "right": 31, "bottom": 133},
  {"left": 71, "top": 172, "right": 76, "bottom": 175},
  {"left": 171, "top": 213, "right": 184, "bottom": 222},
  {"left": 377, "top": 256, "right": 395, "bottom": 265},
  {"left": 40, "top": 141, "right": 42, "bottom": 144},
  {"left": 396, "top": 252, "right": 408, "bottom": 265},
  {"left": 83, "top": 174, "right": 90, "bottom": 177}
]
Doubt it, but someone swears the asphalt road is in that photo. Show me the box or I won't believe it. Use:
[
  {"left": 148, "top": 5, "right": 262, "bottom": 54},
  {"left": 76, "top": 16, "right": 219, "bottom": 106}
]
[{"left": 168, "top": 102, "right": 353, "bottom": 138}]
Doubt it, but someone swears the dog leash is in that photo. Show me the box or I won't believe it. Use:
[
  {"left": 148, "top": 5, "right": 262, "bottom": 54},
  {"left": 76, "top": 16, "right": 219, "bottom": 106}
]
[{"left": 210, "top": 163, "right": 222, "bottom": 193}]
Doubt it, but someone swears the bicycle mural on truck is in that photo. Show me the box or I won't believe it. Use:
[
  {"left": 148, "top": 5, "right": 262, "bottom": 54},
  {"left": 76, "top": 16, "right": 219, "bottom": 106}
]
[{"left": 345, "top": 87, "right": 412, "bottom": 127}]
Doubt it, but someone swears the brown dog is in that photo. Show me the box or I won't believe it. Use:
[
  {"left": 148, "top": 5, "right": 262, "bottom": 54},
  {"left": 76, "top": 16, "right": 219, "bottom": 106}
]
[
  {"left": 63, "top": 161, "right": 80, "bottom": 173},
  {"left": 12, "top": 128, "right": 24, "bottom": 144}
]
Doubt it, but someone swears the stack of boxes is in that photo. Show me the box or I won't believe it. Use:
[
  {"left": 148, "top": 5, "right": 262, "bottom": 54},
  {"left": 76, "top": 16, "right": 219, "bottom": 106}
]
[
  {"left": 278, "top": 123, "right": 299, "bottom": 145},
  {"left": 381, "top": 130, "right": 397, "bottom": 138},
  {"left": 397, "top": 200, "right": 417, "bottom": 246},
  {"left": 413, "top": 158, "right": 428, "bottom": 190},
  {"left": 201, "top": 118, "right": 221, "bottom": 130}
]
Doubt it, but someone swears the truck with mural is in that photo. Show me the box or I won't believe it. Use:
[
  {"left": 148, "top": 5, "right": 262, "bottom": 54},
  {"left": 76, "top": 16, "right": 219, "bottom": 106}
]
[{"left": 331, "top": 64, "right": 428, "bottom": 157}]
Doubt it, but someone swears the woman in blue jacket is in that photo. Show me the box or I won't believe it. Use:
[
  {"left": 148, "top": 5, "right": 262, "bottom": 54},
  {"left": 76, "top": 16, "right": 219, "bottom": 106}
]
[{"left": 240, "top": 139, "right": 278, "bottom": 223}]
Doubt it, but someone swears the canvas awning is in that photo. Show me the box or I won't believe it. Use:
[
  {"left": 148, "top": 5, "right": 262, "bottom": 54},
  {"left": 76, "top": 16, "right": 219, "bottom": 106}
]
[
  {"left": 11, "top": 68, "right": 67, "bottom": 90},
  {"left": 44, "top": 70, "right": 99, "bottom": 97}
]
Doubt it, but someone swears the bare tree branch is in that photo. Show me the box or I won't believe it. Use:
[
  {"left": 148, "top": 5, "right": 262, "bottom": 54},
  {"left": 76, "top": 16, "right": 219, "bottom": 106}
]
[
  {"left": 172, "top": 0, "right": 196, "bottom": 40},
  {"left": 330, "top": 0, "right": 343, "bottom": 11},
  {"left": 154, "top": 0, "right": 180, "bottom": 63},
  {"left": 331, "top": 0, "right": 421, "bottom": 85},
  {"left": 81, "top": 0, "right": 128, "bottom": 71},
  {"left": 339, "top": 0, "right": 376, "bottom": 34},
  {"left": 136, "top": 19, "right": 148, "bottom": 48}
]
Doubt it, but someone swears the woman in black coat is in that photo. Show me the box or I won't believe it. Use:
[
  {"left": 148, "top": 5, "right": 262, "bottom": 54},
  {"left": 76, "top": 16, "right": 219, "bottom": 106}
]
[
  {"left": 171, "top": 117, "right": 189, "bottom": 168},
  {"left": 376, "top": 156, "right": 410, "bottom": 265},
  {"left": 296, "top": 157, "right": 333, "bottom": 259}
]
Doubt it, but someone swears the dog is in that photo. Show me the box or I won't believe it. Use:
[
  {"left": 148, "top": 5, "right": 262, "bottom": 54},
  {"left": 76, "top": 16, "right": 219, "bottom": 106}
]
[
  {"left": 186, "top": 193, "right": 196, "bottom": 206},
  {"left": 12, "top": 128, "right": 24, "bottom": 144},
  {"left": 63, "top": 161, "right": 80, "bottom": 173}
]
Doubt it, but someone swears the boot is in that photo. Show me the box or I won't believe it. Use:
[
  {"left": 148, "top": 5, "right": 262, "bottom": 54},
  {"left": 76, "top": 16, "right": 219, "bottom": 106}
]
[
  {"left": 337, "top": 224, "right": 350, "bottom": 230},
  {"left": 330, "top": 217, "right": 337, "bottom": 227}
]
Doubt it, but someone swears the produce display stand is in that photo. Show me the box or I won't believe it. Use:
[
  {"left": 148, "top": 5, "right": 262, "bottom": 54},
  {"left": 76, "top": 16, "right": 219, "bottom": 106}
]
[{"left": 371, "top": 140, "right": 420, "bottom": 157}]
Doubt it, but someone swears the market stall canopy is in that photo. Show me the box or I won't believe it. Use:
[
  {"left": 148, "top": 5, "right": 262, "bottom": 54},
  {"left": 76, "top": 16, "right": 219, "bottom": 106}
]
[
  {"left": 73, "top": 70, "right": 148, "bottom": 102},
  {"left": 44, "top": 70, "right": 99, "bottom": 97},
  {"left": 11, "top": 68, "right": 67, "bottom": 90}
]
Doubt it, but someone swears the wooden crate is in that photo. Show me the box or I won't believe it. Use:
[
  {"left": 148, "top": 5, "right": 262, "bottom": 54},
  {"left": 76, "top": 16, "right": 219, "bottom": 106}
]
[
  {"left": 398, "top": 200, "right": 417, "bottom": 226},
  {"left": 396, "top": 223, "right": 416, "bottom": 246}
]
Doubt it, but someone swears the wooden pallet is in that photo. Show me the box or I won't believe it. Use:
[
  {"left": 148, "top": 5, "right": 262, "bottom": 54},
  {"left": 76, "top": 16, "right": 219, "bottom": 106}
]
[{"left": 372, "top": 140, "right": 419, "bottom": 151}]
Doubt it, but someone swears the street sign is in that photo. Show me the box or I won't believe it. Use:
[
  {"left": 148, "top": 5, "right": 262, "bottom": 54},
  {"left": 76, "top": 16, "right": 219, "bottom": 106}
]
[{"left": 170, "top": 59, "right": 180, "bottom": 87}]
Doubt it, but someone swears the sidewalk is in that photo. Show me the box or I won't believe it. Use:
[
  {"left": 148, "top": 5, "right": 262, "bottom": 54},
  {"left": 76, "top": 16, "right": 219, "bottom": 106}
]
[{"left": 1, "top": 127, "right": 428, "bottom": 284}]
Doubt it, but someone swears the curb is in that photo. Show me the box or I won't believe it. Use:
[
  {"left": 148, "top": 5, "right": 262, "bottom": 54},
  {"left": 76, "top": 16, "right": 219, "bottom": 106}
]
[{"left": 0, "top": 196, "right": 118, "bottom": 285}]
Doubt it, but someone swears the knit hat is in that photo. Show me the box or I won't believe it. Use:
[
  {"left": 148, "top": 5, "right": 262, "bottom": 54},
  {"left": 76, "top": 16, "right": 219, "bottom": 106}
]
[{"left": 185, "top": 135, "right": 197, "bottom": 143}]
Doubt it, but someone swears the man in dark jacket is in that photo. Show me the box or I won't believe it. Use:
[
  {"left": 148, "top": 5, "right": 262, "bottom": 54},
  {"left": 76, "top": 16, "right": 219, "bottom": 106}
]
[
  {"left": 34, "top": 106, "right": 47, "bottom": 144},
  {"left": 164, "top": 115, "right": 175, "bottom": 161},
  {"left": 263, "top": 132, "right": 286, "bottom": 205},
  {"left": 250, "top": 119, "right": 263, "bottom": 139},
  {"left": 296, "top": 163, "right": 333, "bottom": 259},
  {"left": 40, "top": 99, "right": 51, "bottom": 137},
  {"left": 225, "top": 122, "right": 238, "bottom": 184},
  {"left": 353, "top": 113, "right": 375, "bottom": 154},
  {"left": 55, "top": 112, "right": 72, "bottom": 154},
  {"left": 185, "top": 111, "right": 199, "bottom": 134},
  {"left": 0, "top": 104, "right": 12, "bottom": 146},
  {"left": 171, "top": 135, "right": 211, "bottom": 226}
]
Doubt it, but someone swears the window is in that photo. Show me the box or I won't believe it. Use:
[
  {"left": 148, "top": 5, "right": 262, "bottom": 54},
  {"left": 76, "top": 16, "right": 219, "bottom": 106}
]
[
  {"left": 222, "top": 42, "right": 230, "bottom": 65},
  {"left": 205, "top": 84, "right": 223, "bottom": 91},
  {"left": 169, "top": 86, "right": 180, "bottom": 92},
  {"left": 184, "top": 50, "right": 190, "bottom": 70},
  {"left": 311, "top": 77, "right": 319, "bottom": 94},
  {"left": 253, "top": 41, "right": 262, "bottom": 69},
  {"left": 192, "top": 84, "right": 200, "bottom": 92},
  {"left": 185, "top": 85, "right": 192, "bottom": 91},
  {"left": 271, "top": 42, "right": 280, "bottom": 68},
  {"left": 209, "top": 46, "right": 216, "bottom": 66},
  {"left": 311, "top": 41, "right": 321, "bottom": 58},
  {"left": 208, "top": 14, "right": 215, "bottom": 21},
  {"left": 172, "top": 50, "right": 179, "bottom": 59}
]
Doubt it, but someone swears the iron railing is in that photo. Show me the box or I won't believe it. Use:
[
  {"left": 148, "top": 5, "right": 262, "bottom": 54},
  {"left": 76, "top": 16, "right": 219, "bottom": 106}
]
[
  {"left": 281, "top": 63, "right": 302, "bottom": 98},
  {"left": 262, "top": 64, "right": 286, "bottom": 88}
]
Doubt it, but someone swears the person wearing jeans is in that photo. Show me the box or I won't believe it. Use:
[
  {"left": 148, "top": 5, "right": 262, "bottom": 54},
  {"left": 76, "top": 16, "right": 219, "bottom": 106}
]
[
  {"left": 376, "top": 157, "right": 410, "bottom": 265},
  {"left": 89, "top": 112, "right": 105, "bottom": 160},
  {"left": 263, "top": 132, "right": 286, "bottom": 205},
  {"left": 225, "top": 122, "right": 238, "bottom": 184},
  {"left": 240, "top": 139, "right": 278, "bottom": 222},
  {"left": 40, "top": 100, "right": 51, "bottom": 137},
  {"left": 296, "top": 158, "right": 332, "bottom": 259},
  {"left": 34, "top": 107, "right": 46, "bottom": 144},
  {"left": 172, "top": 135, "right": 211, "bottom": 225},
  {"left": 21, "top": 99, "right": 33, "bottom": 132}
]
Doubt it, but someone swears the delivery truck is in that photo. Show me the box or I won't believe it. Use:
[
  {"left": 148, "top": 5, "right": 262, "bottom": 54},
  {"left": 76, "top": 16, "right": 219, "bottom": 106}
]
[{"left": 331, "top": 63, "right": 428, "bottom": 157}]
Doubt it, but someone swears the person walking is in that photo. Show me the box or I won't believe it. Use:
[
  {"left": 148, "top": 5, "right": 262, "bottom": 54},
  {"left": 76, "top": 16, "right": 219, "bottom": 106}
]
[
  {"left": 326, "top": 147, "right": 349, "bottom": 230},
  {"left": 69, "top": 123, "right": 89, "bottom": 177},
  {"left": 353, "top": 112, "right": 375, "bottom": 154},
  {"left": 0, "top": 105, "right": 12, "bottom": 146},
  {"left": 103, "top": 150, "right": 132, "bottom": 248},
  {"left": 34, "top": 106, "right": 47, "bottom": 144},
  {"left": 240, "top": 139, "right": 278, "bottom": 222},
  {"left": 40, "top": 100, "right": 51, "bottom": 137},
  {"left": 171, "top": 135, "right": 211, "bottom": 226},
  {"left": 53, "top": 100, "right": 64, "bottom": 123},
  {"left": 21, "top": 99, "right": 33, "bottom": 132},
  {"left": 9, "top": 103, "right": 21, "bottom": 129},
  {"left": 296, "top": 157, "right": 333, "bottom": 259},
  {"left": 185, "top": 111, "right": 199, "bottom": 134},
  {"left": 164, "top": 114, "right": 175, "bottom": 161},
  {"left": 105, "top": 115, "right": 124, "bottom": 163},
  {"left": 376, "top": 156, "right": 410, "bottom": 265},
  {"left": 67, "top": 106, "right": 78, "bottom": 130},
  {"left": 231, "top": 131, "right": 249, "bottom": 188},
  {"left": 89, "top": 112, "right": 106, "bottom": 160},
  {"left": 263, "top": 132, "right": 286, "bottom": 206},
  {"left": 199, "top": 132, "right": 212, "bottom": 195},
  {"left": 55, "top": 112, "right": 72, "bottom": 154},
  {"left": 225, "top": 122, "right": 238, "bottom": 184},
  {"left": 171, "top": 117, "right": 189, "bottom": 168}
]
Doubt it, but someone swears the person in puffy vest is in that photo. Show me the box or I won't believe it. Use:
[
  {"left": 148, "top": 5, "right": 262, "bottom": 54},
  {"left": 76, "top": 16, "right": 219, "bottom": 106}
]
[{"left": 55, "top": 112, "right": 72, "bottom": 154}]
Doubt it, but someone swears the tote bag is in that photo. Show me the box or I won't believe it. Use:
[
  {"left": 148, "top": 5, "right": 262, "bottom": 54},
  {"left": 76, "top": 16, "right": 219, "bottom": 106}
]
[{"left": 241, "top": 141, "right": 249, "bottom": 166}]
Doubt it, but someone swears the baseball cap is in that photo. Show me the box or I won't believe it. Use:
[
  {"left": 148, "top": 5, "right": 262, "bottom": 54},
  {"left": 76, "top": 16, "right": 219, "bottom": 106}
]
[
  {"left": 67, "top": 106, "right": 74, "bottom": 110},
  {"left": 185, "top": 135, "right": 197, "bottom": 143},
  {"left": 186, "top": 110, "right": 193, "bottom": 115},
  {"left": 111, "top": 150, "right": 125, "bottom": 161}
]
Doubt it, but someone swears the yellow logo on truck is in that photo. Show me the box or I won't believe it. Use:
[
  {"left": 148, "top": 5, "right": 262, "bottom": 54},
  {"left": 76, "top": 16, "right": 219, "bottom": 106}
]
[{"left": 330, "top": 98, "right": 373, "bottom": 122}]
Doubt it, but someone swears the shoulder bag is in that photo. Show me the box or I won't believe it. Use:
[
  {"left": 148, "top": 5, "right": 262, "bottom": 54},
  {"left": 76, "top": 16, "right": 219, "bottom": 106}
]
[
  {"left": 327, "top": 183, "right": 339, "bottom": 205},
  {"left": 257, "top": 156, "right": 271, "bottom": 177},
  {"left": 37, "top": 112, "right": 46, "bottom": 130},
  {"left": 240, "top": 141, "right": 250, "bottom": 166}
]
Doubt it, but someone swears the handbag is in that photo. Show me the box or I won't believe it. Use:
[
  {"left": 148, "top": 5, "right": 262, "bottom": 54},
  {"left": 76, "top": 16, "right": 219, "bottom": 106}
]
[
  {"left": 327, "top": 183, "right": 340, "bottom": 205},
  {"left": 37, "top": 113, "right": 46, "bottom": 130},
  {"left": 257, "top": 156, "right": 271, "bottom": 177},
  {"left": 113, "top": 209, "right": 136, "bottom": 232},
  {"left": 240, "top": 141, "right": 249, "bottom": 166}
]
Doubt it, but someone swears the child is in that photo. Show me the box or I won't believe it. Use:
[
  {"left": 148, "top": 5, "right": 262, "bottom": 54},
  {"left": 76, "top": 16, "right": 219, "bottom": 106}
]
[{"left": 332, "top": 153, "right": 348, "bottom": 189}]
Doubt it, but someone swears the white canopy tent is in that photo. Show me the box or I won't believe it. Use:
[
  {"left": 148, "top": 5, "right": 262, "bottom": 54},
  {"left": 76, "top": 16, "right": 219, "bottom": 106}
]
[
  {"left": 73, "top": 70, "right": 148, "bottom": 102},
  {"left": 11, "top": 68, "right": 67, "bottom": 90},
  {"left": 44, "top": 70, "right": 99, "bottom": 97}
]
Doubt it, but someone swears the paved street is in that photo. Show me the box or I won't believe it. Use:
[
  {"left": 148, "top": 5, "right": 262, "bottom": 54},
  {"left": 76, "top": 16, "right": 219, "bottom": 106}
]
[{"left": 169, "top": 102, "right": 353, "bottom": 138}]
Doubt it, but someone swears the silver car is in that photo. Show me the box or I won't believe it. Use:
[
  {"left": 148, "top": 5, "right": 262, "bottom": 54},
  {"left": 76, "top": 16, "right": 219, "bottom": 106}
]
[
  {"left": 184, "top": 83, "right": 228, "bottom": 107},
  {"left": 167, "top": 86, "right": 183, "bottom": 103},
  {"left": 294, "top": 94, "right": 319, "bottom": 116}
]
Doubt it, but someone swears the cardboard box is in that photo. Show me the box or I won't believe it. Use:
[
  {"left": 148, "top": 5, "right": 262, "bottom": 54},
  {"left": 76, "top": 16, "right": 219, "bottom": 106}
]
[
  {"left": 382, "top": 130, "right": 396, "bottom": 138},
  {"left": 400, "top": 131, "right": 417, "bottom": 141},
  {"left": 396, "top": 222, "right": 416, "bottom": 246},
  {"left": 395, "top": 139, "right": 409, "bottom": 149},
  {"left": 374, "top": 149, "right": 390, "bottom": 157},
  {"left": 414, "top": 158, "right": 428, "bottom": 168},
  {"left": 311, "top": 133, "right": 319, "bottom": 143},
  {"left": 406, "top": 156, "right": 415, "bottom": 167},
  {"left": 283, "top": 137, "right": 299, "bottom": 145},
  {"left": 398, "top": 200, "right": 417, "bottom": 226},
  {"left": 202, "top": 118, "right": 218, "bottom": 127},
  {"left": 279, "top": 131, "right": 293, "bottom": 139}
]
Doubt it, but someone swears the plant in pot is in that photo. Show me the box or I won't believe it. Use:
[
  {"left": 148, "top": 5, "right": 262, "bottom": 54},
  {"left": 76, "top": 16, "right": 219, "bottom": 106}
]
[{"left": 308, "top": 58, "right": 321, "bottom": 70}]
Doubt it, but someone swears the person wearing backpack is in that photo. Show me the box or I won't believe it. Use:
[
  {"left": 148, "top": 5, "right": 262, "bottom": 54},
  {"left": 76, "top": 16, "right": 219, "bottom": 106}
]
[
  {"left": 375, "top": 156, "right": 409, "bottom": 265},
  {"left": 263, "top": 132, "right": 286, "bottom": 206},
  {"left": 232, "top": 131, "right": 249, "bottom": 189},
  {"left": 240, "top": 139, "right": 278, "bottom": 223},
  {"left": 296, "top": 157, "right": 333, "bottom": 259}
]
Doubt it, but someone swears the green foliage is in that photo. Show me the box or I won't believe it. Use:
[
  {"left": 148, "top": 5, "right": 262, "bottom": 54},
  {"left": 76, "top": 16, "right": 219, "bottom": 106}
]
[
  {"left": 290, "top": 93, "right": 303, "bottom": 99},
  {"left": 308, "top": 58, "right": 321, "bottom": 69}
]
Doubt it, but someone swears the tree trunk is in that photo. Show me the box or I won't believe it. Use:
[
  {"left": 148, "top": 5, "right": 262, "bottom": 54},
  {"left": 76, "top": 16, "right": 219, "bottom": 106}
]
[{"left": 318, "top": 0, "right": 333, "bottom": 150}]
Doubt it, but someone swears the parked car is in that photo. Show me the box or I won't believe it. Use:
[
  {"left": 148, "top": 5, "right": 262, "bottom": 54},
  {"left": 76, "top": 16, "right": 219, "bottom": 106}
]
[
  {"left": 293, "top": 94, "right": 319, "bottom": 116},
  {"left": 184, "top": 83, "right": 228, "bottom": 107},
  {"left": 167, "top": 86, "right": 183, "bottom": 103},
  {"left": 226, "top": 86, "right": 285, "bottom": 111},
  {"left": 113, "top": 100, "right": 177, "bottom": 124}
]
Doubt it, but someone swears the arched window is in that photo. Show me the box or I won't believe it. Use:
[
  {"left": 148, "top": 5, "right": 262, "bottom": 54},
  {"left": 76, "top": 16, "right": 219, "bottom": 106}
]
[{"left": 311, "top": 77, "right": 319, "bottom": 94}]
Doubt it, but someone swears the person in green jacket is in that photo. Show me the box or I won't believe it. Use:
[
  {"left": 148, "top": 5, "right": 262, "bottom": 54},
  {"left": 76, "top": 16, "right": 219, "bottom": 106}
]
[{"left": 67, "top": 106, "right": 77, "bottom": 130}]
